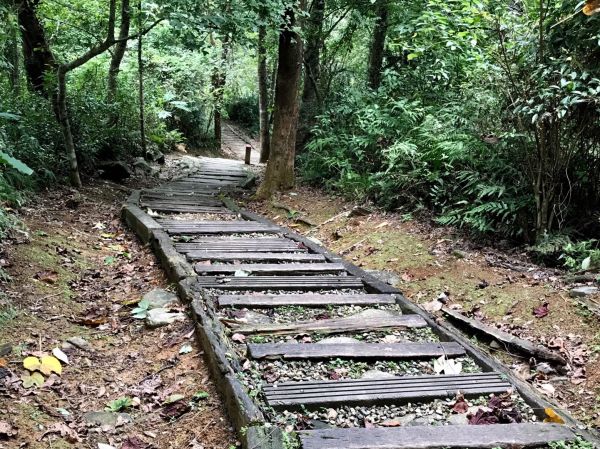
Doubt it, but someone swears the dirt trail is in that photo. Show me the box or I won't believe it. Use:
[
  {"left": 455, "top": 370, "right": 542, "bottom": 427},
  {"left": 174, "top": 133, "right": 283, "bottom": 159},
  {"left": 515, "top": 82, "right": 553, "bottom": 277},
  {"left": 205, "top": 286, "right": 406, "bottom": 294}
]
[
  {"left": 0, "top": 179, "right": 236, "bottom": 448},
  {"left": 220, "top": 121, "right": 261, "bottom": 165},
  {"left": 240, "top": 185, "right": 600, "bottom": 431}
]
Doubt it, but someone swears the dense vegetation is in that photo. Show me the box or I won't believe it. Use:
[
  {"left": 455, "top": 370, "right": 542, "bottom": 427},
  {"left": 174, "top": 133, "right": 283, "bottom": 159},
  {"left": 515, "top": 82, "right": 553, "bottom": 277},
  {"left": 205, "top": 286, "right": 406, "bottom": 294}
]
[{"left": 1, "top": 0, "right": 599, "bottom": 268}]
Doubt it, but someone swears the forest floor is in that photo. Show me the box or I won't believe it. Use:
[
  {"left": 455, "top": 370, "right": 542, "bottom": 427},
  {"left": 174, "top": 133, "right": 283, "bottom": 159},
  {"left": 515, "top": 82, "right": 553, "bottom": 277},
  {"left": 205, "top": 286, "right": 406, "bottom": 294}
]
[
  {"left": 240, "top": 185, "right": 600, "bottom": 432},
  {"left": 0, "top": 161, "right": 237, "bottom": 448}
]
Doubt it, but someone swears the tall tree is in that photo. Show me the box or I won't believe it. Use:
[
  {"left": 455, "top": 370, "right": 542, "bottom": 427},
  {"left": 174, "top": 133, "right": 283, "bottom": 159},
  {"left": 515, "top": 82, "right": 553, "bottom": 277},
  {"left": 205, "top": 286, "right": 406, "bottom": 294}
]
[
  {"left": 297, "top": 0, "right": 325, "bottom": 151},
  {"left": 107, "top": 0, "right": 131, "bottom": 125},
  {"left": 137, "top": 0, "right": 147, "bottom": 154},
  {"left": 256, "top": 2, "right": 305, "bottom": 199},
  {"left": 257, "top": 8, "right": 271, "bottom": 163},
  {"left": 211, "top": 33, "right": 230, "bottom": 147},
  {"left": 16, "top": 0, "right": 56, "bottom": 96},
  {"left": 367, "top": 0, "right": 388, "bottom": 90},
  {"left": 5, "top": 14, "right": 21, "bottom": 95}
]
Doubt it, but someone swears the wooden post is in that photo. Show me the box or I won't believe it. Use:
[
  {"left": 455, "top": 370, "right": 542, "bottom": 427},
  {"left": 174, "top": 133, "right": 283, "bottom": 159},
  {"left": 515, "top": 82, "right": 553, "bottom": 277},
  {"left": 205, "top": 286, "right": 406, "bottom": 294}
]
[{"left": 245, "top": 145, "right": 252, "bottom": 165}]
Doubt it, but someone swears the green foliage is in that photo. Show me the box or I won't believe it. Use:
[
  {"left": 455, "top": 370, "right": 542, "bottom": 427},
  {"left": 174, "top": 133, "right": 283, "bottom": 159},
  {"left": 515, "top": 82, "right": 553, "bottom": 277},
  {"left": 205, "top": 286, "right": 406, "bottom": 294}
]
[
  {"left": 549, "top": 438, "right": 595, "bottom": 449},
  {"left": 227, "top": 95, "right": 259, "bottom": 134},
  {"left": 105, "top": 397, "right": 133, "bottom": 412}
]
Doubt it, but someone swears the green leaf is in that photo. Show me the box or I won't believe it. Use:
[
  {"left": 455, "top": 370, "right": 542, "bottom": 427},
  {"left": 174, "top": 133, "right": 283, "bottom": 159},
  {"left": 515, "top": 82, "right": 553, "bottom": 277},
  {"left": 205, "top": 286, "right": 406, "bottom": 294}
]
[
  {"left": 407, "top": 53, "right": 419, "bottom": 61},
  {"left": 106, "top": 397, "right": 133, "bottom": 412},
  {"left": 0, "top": 151, "right": 33, "bottom": 175},
  {"left": 582, "top": 256, "right": 591, "bottom": 270},
  {"left": 193, "top": 390, "right": 209, "bottom": 401},
  {"left": 103, "top": 256, "right": 116, "bottom": 265}
]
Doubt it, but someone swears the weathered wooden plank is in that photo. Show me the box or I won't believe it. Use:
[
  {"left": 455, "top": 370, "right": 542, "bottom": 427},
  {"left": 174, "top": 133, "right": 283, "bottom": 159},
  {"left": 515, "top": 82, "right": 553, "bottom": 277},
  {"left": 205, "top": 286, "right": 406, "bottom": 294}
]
[
  {"left": 186, "top": 252, "right": 323, "bottom": 262},
  {"left": 442, "top": 308, "right": 567, "bottom": 365},
  {"left": 196, "top": 263, "right": 346, "bottom": 275},
  {"left": 176, "top": 241, "right": 302, "bottom": 252},
  {"left": 161, "top": 221, "right": 281, "bottom": 234},
  {"left": 142, "top": 204, "right": 232, "bottom": 214},
  {"left": 232, "top": 313, "right": 427, "bottom": 335},
  {"left": 248, "top": 342, "right": 466, "bottom": 360},
  {"left": 218, "top": 293, "right": 398, "bottom": 308},
  {"left": 196, "top": 275, "right": 363, "bottom": 290},
  {"left": 298, "top": 423, "right": 577, "bottom": 449},
  {"left": 264, "top": 373, "right": 511, "bottom": 409}
]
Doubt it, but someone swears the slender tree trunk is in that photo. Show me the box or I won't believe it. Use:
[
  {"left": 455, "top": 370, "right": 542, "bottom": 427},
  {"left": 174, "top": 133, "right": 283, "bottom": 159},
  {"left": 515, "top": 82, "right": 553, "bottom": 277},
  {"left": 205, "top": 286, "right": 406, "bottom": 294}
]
[
  {"left": 17, "top": 0, "right": 56, "bottom": 96},
  {"left": 137, "top": 0, "right": 146, "bottom": 153},
  {"left": 256, "top": 4, "right": 305, "bottom": 199},
  {"left": 107, "top": 0, "right": 131, "bottom": 125},
  {"left": 258, "top": 19, "right": 271, "bottom": 163},
  {"left": 56, "top": 68, "right": 82, "bottom": 188},
  {"left": 7, "top": 21, "right": 20, "bottom": 95},
  {"left": 212, "top": 35, "right": 229, "bottom": 147},
  {"left": 367, "top": 0, "right": 389, "bottom": 90},
  {"left": 297, "top": 0, "right": 325, "bottom": 151}
]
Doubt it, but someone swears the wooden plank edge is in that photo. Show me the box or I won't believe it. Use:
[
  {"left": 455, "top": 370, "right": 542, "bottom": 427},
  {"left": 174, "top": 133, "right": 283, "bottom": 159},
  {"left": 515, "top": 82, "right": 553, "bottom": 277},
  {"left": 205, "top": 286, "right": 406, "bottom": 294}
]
[
  {"left": 121, "top": 201, "right": 162, "bottom": 244},
  {"left": 219, "top": 199, "right": 599, "bottom": 443},
  {"left": 243, "top": 425, "right": 287, "bottom": 449},
  {"left": 150, "top": 230, "right": 195, "bottom": 281}
]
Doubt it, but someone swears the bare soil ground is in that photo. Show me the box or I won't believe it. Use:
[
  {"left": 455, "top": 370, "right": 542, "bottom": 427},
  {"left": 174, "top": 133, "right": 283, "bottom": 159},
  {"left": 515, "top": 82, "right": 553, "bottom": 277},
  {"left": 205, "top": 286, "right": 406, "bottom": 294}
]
[
  {"left": 0, "top": 178, "right": 237, "bottom": 448},
  {"left": 240, "top": 185, "right": 600, "bottom": 432}
]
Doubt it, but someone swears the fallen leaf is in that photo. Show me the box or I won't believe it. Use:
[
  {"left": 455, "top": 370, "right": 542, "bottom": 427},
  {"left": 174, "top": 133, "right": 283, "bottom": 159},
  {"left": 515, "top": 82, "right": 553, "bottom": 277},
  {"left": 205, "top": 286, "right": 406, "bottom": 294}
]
[
  {"left": 544, "top": 407, "right": 565, "bottom": 424},
  {"left": 163, "top": 394, "right": 185, "bottom": 405},
  {"left": 533, "top": 302, "right": 549, "bottom": 318},
  {"left": 160, "top": 401, "right": 191, "bottom": 420},
  {"left": 231, "top": 333, "right": 246, "bottom": 343},
  {"left": 0, "top": 421, "right": 17, "bottom": 438},
  {"left": 22, "top": 372, "right": 45, "bottom": 388},
  {"left": 451, "top": 393, "right": 469, "bottom": 414},
  {"left": 537, "top": 383, "right": 556, "bottom": 397},
  {"left": 0, "top": 358, "right": 6, "bottom": 368},
  {"left": 52, "top": 348, "right": 69, "bottom": 365},
  {"left": 380, "top": 418, "right": 403, "bottom": 427},
  {"left": 39, "top": 355, "right": 62, "bottom": 376},
  {"left": 121, "top": 436, "right": 150, "bottom": 449},
  {"left": 179, "top": 344, "right": 192, "bottom": 355},
  {"left": 23, "top": 356, "right": 41, "bottom": 371},
  {"left": 433, "top": 356, "right": 462, "bottom": 375},
  {"left": 34, "top": 270, "right": 59, "bottom": 284},
  {"left": 39, "top": 423, "right": 81, "bottom": 443},
  {"left": 98, "top": 444, "right": 116, "bottom": 449}
]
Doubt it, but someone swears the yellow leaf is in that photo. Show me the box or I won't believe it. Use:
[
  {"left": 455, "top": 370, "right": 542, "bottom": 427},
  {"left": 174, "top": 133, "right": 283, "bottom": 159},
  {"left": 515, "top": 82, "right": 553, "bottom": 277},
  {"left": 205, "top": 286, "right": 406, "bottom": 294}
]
[
  {"left": 22, "top": 372, "right": 45, "bottom": 388},
  {"left": 39, "top": 355, "right": 62, "bottom": 376},
  {"left": 544, "top": 407, "right": 565, "bottom": 424},
  {"left": 583, "top": 0, "right": 600, "bottom": 15},
  {"left": 23, "top": 356, "right": 41, "bottom": 372}
]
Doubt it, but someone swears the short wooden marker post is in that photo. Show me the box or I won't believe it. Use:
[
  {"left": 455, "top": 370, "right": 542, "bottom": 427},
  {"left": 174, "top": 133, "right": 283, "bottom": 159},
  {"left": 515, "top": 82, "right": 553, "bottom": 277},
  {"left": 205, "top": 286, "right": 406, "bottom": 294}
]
[{"left": 245, "top": 145, "right": 251, "bottom": 165}]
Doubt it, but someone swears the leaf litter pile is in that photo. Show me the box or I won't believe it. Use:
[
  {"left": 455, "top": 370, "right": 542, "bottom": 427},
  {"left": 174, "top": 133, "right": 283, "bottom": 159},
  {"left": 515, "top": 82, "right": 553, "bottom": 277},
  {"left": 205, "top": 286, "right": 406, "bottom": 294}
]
[{"left": 0, "top": 184, "right": 236, "bottom": 448}]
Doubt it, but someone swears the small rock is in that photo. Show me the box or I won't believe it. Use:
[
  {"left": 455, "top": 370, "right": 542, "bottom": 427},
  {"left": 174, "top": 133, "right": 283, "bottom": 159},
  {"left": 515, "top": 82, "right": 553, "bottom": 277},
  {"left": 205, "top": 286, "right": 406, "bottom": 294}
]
[
  {"left": 361, "top": 370, "right": 397, "bottom": 380},
  {"left": 452, "top": 250, "right": 467, "bottom": 259},
  {"left": 448, "top": 413, "right": 468, "bottom": 425},
  {"left": 489, "top": 340, "right": 502, "bottom": 350},
  {"left": 326, "top": 408, "right": 338, "bottom": 420},
  {"left": 408, "top": 417, "right": 432, "bottom": 426},
  {"left": 146, "top": 308, "right": 186, "bottom": 327},
  {"left": 365, "top": 270, "right": 402, "bottom": 286},
  {"left": 354, "top": 309, "right": 401, "bottom": 319},
  {"left": 66, "top": 336, "right": 90, "bottom": 350},
  {"left": 317, "top": 337, "right": 361, "bottom": 345},
  {"left": 569, "top": 286, "right": 599, "bottom": 298},
  {"left": 82, "top": 411, "right": 132, "bottom": 427},
  {"left": 381, "top": 414, "right": 416, "bottom": 427},
  {"left": 142, "top": 289, "right": 178, "bottom": 310},
  {"left": 133, "top": 157, "right": 157, "bottom": 176},
  {"left": 239, "top": 311, "right": 272, "bottom": 325},
  {"left": 145, "top": 148, "right": 165, "bottom": 164}
]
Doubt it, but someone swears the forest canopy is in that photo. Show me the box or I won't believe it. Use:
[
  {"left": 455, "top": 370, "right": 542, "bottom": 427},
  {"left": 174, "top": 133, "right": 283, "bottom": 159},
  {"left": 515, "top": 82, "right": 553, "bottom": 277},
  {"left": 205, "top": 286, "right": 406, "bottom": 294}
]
[{"left": 1, "top": 0, "right": 599, "bottom": 268}]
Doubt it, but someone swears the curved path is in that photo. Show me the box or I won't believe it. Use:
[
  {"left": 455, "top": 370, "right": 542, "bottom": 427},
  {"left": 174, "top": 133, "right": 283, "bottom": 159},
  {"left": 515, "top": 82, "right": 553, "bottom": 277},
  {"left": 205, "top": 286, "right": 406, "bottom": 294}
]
[{"left": 122, "top": 157, "right": 588, "bottom": 449}]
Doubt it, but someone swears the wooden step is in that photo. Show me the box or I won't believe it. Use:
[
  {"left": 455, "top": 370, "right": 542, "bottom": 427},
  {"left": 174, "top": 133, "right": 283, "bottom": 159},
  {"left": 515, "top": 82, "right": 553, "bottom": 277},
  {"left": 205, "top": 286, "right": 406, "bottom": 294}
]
[
  {"left": 231, "top": 313, "right": 427, "bottom": 335},
  {"left": 160, "top": 220, "right": 280, "bottom": 235},
  {"left": 248, "top": 342, "right": 466, "bottom": 360},
  {"left": 218, "top": 293, "right": 398, "bottom": 308},
  {"left": 186, "top": 252, "right": 324, "bottom": 262},
  {"left": 196, "top": 263, "right": 346, "bottom": 275},
  {"left": 140, "top": 195, "right": 223, "bottom": 206},
  {"left": 264, "top": 373, "right": 511, "bottom": 409},
  {"left": 298, "top": 423, "right": 577, "bottom": 449},
  {"left": 142, "top": 204, "right": 232, "bottom": 214},
  {"left": 196, "top": 275, "right": 363, "bottom": 290},
  {"left": 176, "top": 241, "right": 303, "bottom": 253}
]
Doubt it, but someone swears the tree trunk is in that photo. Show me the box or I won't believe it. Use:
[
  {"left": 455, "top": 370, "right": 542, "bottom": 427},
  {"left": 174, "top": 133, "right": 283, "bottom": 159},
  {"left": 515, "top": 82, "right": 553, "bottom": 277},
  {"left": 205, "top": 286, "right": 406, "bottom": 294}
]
[
  {"left": 7, "top": 19, "right": 20, "bottom": 95},
  {"left": 212, "top": 35, "right": 229, "bottom": 147},
  {"left": 258, "top": 20, "right": 271, "bottom": 163},
  {"left": 256, "top": 4, "right": 305, "bottom": 199},
  {"left": 137, "top": 0, "right": 146, "bottom": 153},
  {"left": 56, "top": 68, "right": 82, "bottom": 188},
  {"left": 107, "top": 0, "right": 131, "bottom": 125},
  {"left": 17, "top": 0, "right": 56, "bottom": 96},
  {"left": 297, "top": 0, "right": 325, "bottom": 151},
  {"left": 367, "top": 0, "right": 389, "bottom": 90}
]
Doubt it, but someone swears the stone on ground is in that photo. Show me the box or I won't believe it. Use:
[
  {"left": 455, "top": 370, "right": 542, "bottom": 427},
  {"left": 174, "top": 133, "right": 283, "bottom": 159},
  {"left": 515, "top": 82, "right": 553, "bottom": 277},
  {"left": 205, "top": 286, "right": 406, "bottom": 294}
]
[
  {"left": 569, "top": 286, "right": 599, "bottom": 297},
  {"left": 143, "top": 289, "right": 179, "bottom": 309},
  {"left": 82, "top": 411, "right": 132, "bottom": 427},
  {"left": 146, "top": 308, "right": 186, "bottom": 327},
  {"left": 365, "top": 269, "right": 402, "bottom": 286}
]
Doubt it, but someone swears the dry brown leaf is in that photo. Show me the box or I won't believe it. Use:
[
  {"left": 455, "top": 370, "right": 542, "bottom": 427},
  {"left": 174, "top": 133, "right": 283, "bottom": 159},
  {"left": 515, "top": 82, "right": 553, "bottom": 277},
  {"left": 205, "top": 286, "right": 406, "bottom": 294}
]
[{"left": 583, "top": 0, "right": 600, "bottom": 15}]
